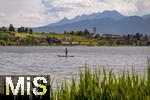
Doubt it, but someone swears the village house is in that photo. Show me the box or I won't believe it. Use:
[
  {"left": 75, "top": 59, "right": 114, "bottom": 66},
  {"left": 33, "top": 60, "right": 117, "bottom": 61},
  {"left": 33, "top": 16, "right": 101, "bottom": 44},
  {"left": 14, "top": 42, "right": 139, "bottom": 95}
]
[{"left": 61, "top": 37, "right": 79, "bottom": 45}]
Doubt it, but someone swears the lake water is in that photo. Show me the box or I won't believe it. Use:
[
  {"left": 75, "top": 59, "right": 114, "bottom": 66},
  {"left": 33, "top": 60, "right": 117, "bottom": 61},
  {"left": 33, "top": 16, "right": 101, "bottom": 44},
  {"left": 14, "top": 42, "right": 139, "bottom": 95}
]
[{"left": 0, "top": 46, "right": 149, "bottom": 82}]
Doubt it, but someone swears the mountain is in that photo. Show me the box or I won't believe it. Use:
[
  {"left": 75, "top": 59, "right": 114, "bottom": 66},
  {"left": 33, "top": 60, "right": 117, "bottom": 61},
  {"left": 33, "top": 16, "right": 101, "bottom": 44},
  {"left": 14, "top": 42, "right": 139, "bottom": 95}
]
[
  {"left": 33, "top": 10, "right": 150, "bottom": 34},
  {"left": 69, "top": 10, "right": 125, "bottom": 23},
  {"left": 142, "top": 14, "right": 150, "bottom": 19},
  {"left": 47, "top": 10, "right": 125, "bottom": 26},
  {"left": 49, "top": 17, "right": 69, "bottom": 26},
  {"left": 116, "top": 16, "right": 148, "bottom": 34}
]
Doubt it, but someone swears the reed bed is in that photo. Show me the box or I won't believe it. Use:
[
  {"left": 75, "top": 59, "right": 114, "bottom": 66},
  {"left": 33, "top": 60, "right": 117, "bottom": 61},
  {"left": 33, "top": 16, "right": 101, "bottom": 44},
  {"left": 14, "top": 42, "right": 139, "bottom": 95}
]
[{"left": 50, "top": 63, "right": 150, "bottom": 100}]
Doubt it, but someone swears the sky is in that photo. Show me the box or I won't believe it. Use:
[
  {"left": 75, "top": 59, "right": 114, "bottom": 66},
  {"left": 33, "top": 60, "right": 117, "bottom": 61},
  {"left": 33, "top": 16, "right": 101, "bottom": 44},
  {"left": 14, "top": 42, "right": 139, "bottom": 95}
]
[{"left": 0, "top": 0, "right": 150, "bottom": 27}]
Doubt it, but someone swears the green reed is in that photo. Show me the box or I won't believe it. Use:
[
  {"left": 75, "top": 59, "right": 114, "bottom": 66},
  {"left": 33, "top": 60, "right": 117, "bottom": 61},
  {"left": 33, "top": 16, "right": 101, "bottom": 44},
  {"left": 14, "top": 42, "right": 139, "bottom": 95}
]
[{"left": 50, "top": 63, "right": 150, "bottom": 100}]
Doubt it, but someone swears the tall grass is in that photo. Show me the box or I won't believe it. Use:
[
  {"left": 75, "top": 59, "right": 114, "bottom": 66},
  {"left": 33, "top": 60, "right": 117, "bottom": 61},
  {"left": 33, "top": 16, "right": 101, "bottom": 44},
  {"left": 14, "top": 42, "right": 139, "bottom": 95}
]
[{"left": 50, "top": 62, "right": 150, "bottom": 100}]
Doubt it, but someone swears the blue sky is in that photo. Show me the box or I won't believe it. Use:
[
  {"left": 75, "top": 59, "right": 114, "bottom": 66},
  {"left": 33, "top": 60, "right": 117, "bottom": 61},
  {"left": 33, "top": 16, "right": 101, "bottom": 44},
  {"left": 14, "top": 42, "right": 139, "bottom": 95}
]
[{"left": 0, "top": 0, "right": 149, "bottom": 27}]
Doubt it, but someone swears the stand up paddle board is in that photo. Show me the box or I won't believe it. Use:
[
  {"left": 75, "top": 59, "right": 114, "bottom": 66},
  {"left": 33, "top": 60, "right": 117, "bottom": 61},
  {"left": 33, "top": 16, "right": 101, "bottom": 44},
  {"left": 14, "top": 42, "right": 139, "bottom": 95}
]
[
  {"left": 57, "top": 48, "right": 74, "bottom": 57},
  {"left": 57, "top": 55, "right": 74, "bottom": 57}
]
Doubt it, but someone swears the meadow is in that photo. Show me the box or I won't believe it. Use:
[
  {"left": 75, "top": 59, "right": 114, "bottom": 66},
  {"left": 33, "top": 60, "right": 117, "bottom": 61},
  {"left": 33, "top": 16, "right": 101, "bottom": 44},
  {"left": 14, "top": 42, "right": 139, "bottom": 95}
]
[{"left": 15, "top": 32, "right": 99, "bottom": 46}]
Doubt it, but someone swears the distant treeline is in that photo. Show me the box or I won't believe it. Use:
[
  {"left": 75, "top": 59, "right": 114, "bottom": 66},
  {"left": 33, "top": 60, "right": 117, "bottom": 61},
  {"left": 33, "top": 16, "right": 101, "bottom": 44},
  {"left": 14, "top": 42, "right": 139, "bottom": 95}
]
[
  {"left": 64, "top": 29, "right": 90, "bottom": 36},
  {"left": 0, "top": 24, "right": 33, "bottom": 34}
]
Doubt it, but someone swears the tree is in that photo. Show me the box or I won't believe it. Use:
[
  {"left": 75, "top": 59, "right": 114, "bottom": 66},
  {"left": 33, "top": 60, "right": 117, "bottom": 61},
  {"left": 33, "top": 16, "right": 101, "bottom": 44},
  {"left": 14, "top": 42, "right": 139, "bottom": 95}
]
[
  {"left": 0, "top": 26, "right": 7, "bottom": 32},
  {"left": 18, "top": 27, "right": 32, "bottom": 33},
  {"left": 127, "top": 34, "right": 130, "bottom": 41},
  {"left": 144, "top": 35, "right": 148, "bottom": 40},
  {"left": 17, "top": 27, "right": 25, "bottom": 33},
  {"left": 84, "top": 29, "right": 90, "bottom": 36},
  {"left": 25, "top": 28, "right": 29, "bottom": 33},
  {"left": 9, "top": 24, "right": 15, "bottom": 32},
  {"left": 77, "top": 31, "right": 83, "bottom": 36},
  {"left": 70, "top": 31, "right": 74, "bottom": 35},
  {"left": 95, "top": 34, "right": 100, "bottom": 38},
  {"left": 64, "top": 31, "right": 67, "bottom": 34},
  {"left": 29, "top": 28, "right": 33, "bottom": 34},
  {"left": 135, "top": 32, "right": 140, "bottom": 40}
]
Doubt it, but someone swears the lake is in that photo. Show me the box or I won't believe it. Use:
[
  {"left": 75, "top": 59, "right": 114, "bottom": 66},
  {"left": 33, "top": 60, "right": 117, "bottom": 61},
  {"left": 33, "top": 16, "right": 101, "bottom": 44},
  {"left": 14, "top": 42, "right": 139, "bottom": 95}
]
[{"left": 0, "top": 46, "right": 149, "bottom": 82}]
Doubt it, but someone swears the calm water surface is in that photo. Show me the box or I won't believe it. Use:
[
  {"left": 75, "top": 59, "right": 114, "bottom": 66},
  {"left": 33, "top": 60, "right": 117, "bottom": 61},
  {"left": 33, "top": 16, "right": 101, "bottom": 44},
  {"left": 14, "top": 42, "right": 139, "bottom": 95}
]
[{"left": 0, "top": 46, "right": 149, "bottom": 82}]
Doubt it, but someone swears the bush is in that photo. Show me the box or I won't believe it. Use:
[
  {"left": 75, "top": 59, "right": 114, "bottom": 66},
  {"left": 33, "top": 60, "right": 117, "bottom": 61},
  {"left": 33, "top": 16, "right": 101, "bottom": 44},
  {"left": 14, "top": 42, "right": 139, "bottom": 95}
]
[
  {"left": 98, "top": 41, "right": 106, "bottom": 46},
  {"left": 0, "top": 40, "right": 6, "bottom": 46},
  {"left": 8, "top": 32, "right": 15, "bottom": 36}
]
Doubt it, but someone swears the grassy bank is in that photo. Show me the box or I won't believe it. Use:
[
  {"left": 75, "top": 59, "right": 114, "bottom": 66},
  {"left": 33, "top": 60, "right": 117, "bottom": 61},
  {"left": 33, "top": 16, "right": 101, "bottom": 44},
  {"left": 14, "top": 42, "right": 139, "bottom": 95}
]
[
  {"left": 15, "top": 32, "right": 99, "bottom": 46},
  {"left": 49, "top": 64, "right": 150, "bottom": 100}
]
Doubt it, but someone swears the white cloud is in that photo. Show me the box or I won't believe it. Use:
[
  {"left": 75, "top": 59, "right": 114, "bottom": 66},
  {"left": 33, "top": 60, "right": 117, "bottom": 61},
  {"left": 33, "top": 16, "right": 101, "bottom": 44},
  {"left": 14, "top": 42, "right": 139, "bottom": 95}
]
[
  {"left": 0, "top": 0, "right": 149, "bottom": 27},
  {"left": 135, "top": 0, "right": 150, "bottom": 15},
  {"left": 0, "top": 0, "right": 46, "bottom": 27},
  {"left": 45, "top": 0, "right": 137, "bottom": 16}
]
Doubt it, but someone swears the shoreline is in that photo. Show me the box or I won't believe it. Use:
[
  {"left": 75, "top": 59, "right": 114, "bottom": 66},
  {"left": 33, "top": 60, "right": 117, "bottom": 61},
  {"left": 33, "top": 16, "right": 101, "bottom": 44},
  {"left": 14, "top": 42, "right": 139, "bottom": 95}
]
[{"left": 0, "top": 45, "right": 150, "bottom": 47}]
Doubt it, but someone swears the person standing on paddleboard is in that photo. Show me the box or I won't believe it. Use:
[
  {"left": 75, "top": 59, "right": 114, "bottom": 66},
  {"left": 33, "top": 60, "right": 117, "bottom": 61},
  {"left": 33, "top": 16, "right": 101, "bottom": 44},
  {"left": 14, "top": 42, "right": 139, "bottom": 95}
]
[{"left": 65, "top": 48, "right": 68, "bottom": 57}]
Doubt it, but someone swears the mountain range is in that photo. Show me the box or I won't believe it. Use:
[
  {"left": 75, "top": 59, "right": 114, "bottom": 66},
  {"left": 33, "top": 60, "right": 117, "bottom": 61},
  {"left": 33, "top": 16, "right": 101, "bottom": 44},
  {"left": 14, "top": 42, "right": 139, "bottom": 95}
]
[{"left": 33, "top": 10, "right": 150, "bottom": 34}]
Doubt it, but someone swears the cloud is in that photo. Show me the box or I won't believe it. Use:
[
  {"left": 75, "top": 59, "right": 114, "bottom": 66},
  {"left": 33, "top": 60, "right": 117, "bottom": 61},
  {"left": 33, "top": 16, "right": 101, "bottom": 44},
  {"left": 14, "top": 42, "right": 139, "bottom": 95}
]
[
  {"left": 135, "top": 0, "right": 150, "bottom": 15},
  {"left": 43, "top": 0, "right": 138, "bottom": 19},
  {"left": 0, "top": 0, "right": 46, "bottom": 27},
  {"left": 0, "top": 0, "right": 149, "bottom": 27},
  {"left": 45, "top": 6, "right": 73, "bottom": 13}
]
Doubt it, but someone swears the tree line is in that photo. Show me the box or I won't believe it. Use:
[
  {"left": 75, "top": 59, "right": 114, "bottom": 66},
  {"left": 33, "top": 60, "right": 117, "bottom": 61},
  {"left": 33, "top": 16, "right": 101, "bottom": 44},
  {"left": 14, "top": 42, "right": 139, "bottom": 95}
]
[
  {"left": 64, "top": 29, "right": 90, "bottom": 36},
  {"left": 0, "top": 24, "right": 33, "bottom": 34}
]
